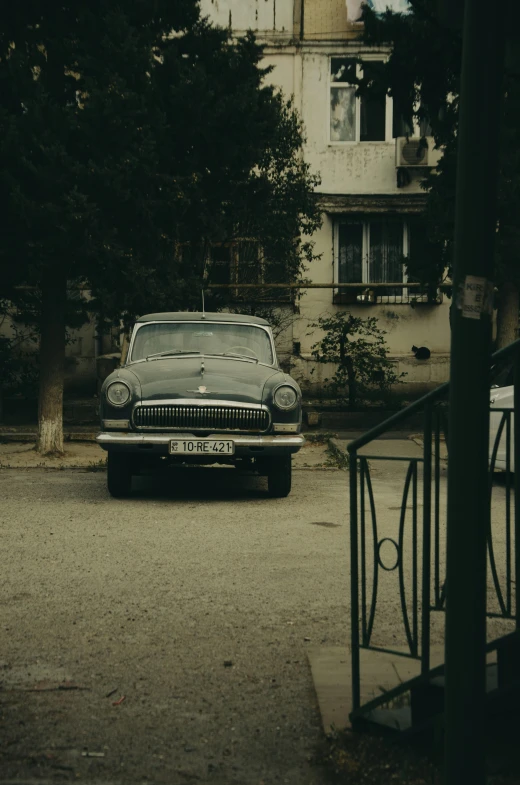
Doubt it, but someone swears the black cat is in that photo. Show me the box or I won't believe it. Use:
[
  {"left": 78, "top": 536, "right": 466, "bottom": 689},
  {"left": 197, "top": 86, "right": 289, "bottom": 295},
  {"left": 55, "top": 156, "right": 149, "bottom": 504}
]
[{"left": 412, "top": 345, "right": 431, "bottom": 360}]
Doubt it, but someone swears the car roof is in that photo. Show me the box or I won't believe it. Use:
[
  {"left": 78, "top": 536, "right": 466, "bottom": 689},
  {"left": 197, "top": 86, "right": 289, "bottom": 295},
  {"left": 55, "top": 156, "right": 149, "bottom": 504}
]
[{"left": 135, "top": 312, "right": 270, "bottom": 326}]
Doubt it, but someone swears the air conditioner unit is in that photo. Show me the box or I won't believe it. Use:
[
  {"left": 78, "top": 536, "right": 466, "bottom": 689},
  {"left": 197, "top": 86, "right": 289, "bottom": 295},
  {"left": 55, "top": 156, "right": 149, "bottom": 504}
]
[{"left": 395, "top": 136, "right": 440, "bottom": 168}]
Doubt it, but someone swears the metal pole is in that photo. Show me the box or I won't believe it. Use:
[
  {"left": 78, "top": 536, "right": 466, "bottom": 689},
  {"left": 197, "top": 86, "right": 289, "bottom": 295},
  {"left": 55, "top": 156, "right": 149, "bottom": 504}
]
[
  {"left": 514, "top": 355, "right": 520, "bottom": 627},
  {"left": 350, "top": 451, "right": 360, "bottom": 713},
  {"left": 421, "top": 403, "right": 432, "bottom": 675},
  {"left": 444, "top": 1, "right": 504, "bottom": 782}
]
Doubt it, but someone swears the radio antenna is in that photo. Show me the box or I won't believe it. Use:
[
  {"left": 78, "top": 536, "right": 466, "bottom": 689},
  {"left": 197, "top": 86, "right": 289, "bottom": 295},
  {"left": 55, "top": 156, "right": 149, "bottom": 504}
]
[{"left": 201, "top": 288, "right": 206, "bottom": 319}]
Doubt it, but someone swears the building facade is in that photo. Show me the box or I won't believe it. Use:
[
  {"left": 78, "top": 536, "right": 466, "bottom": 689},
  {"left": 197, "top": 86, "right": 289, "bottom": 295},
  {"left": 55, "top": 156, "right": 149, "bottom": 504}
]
[
  {"left": 201, "top": 0, "right": 451, "bottom": 398},
  {"left": 1, "top": 0, "right": 450, "bottom": 404}
]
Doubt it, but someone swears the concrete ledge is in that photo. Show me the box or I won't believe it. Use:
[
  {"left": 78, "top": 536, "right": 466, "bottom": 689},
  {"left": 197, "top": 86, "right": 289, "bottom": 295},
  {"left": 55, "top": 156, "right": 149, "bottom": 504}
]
[
  {"left": 327, "top": 438, "right": 349, "bottom": 469},
  {"left": 301, "top": 405, "right": 426, "bottom": 431},
  {"left": 307, "top": 645, "right": 445, "bottom": 732},
  {"left": 0, "top": 429, "right": 97, "bottom": 443}
]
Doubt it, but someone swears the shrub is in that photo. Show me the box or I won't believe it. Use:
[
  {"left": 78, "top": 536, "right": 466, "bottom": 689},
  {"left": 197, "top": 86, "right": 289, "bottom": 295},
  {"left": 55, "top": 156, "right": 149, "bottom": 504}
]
[{"left": 310, "top": 312, "right": 405, "bottom": 409}]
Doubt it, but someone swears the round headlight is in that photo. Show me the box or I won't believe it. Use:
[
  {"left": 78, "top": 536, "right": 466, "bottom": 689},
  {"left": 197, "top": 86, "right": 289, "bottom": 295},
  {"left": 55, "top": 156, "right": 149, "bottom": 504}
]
[
  {"left": 273, "top": 385, "right": 298, "bottom": 411},
  {"left": 106, "top": 381, "right": 131, "bottom": 407}
]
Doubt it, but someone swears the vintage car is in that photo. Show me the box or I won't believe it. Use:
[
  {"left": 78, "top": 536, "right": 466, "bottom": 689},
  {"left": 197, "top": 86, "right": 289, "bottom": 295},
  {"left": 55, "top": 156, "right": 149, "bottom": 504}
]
[{"left": 96, "top": 312, "right": 304, "bottom": 498}]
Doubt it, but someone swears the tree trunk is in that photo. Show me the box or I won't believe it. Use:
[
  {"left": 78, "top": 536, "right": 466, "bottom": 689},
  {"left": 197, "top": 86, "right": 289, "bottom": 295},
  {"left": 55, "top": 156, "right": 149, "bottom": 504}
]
[
  {"left": 495, "top": 281, "right": 519, "bottom": 349},
  {"left": 339, "top": 335, "right": 357, "bottom": 408},
  {"left": 345, "top": 356, "right": 357, "bottom": 409},
  {"left": 37, "top": 275, "right": 66, "bottom": 455}
]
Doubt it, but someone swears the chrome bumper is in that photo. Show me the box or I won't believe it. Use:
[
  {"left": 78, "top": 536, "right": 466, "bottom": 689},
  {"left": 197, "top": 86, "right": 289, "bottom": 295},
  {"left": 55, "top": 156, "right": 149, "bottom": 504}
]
[{"left": 96, "top": 431, "right": 305, "bottom": 455}]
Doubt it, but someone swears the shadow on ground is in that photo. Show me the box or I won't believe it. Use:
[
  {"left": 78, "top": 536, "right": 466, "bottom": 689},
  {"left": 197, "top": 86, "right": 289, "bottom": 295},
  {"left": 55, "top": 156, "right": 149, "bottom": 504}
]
[{"left": 317, "top": 710, "right": 520, "bottom": 785}]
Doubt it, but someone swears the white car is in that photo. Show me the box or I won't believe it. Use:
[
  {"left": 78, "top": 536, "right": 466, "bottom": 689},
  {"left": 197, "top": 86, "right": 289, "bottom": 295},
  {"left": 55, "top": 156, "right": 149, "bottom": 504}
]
[{"left": 489, "top": 365, "right": 514, "bottom": 472}]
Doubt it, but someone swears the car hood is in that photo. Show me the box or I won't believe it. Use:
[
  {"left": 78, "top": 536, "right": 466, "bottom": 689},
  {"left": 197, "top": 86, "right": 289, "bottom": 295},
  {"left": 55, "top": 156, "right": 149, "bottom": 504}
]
[{"left": 126, "top": 356, "right": 283, "bottom": 405}]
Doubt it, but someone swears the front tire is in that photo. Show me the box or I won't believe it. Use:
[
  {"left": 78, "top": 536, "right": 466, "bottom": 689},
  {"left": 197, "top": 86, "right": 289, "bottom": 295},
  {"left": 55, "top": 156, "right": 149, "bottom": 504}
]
[
  {"left": 267, "top": 455, "right": 292, "bottom": 498},
  {"left": 107, "top": 453, "right": 133, "bottom": 498}
]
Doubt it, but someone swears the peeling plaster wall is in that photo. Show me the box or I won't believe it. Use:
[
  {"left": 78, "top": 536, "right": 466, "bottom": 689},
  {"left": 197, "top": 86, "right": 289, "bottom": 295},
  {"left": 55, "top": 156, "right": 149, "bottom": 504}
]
[
  {"left": 198, "top": 6, "right": 451, "bottom": 395},
  {"left": 304, "top": 0, "right": 360, "bottom": 40},
  {"left": 199, "top": 0, "right": 294, "bottom": 37},
  {"left": 261, "top": 51, "right": 296, "bottom": 95},
  {"left": 301, "top": 50, "right": 424, "bottom": 195},
  {"left": 281, "top": 42, "right": 451, "bottom": 394}
]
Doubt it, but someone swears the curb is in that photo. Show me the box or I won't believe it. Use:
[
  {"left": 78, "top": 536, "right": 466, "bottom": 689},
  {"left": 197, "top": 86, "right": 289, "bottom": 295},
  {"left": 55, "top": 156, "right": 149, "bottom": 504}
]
[
  {"left": 0, "top": 431, "right": 97, "bottom": 443},
  {"left": 327, "top": 438, "right": 350, "bottom": 470}
]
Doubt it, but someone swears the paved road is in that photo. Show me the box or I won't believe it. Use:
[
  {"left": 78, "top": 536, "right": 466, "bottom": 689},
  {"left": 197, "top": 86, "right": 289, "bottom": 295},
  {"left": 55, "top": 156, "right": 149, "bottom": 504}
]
[{"left": 0, "top": 463, "right": 349, "bottom": 785}]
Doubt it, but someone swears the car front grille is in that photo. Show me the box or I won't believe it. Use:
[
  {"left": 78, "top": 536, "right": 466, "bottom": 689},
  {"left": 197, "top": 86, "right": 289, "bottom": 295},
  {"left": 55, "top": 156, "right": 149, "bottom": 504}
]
[{"left": 133, "top": 403, "right": 270, "bottom": 433}]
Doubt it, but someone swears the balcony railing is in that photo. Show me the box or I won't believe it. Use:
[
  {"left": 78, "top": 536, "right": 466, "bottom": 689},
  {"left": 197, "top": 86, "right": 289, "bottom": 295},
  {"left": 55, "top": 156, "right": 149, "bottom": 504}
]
[{"left": 207, "top": 281, "right": 448, "bottom": 305}]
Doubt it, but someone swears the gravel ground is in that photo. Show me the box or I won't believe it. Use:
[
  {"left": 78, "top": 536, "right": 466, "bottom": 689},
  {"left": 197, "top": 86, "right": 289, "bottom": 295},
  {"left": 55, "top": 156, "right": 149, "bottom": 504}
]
[
  {"left": 0, "top": 442, "right": 513, "bottom": 784},
  {"left": 0, "top": 449, "right": 348, "bottom": 785}
]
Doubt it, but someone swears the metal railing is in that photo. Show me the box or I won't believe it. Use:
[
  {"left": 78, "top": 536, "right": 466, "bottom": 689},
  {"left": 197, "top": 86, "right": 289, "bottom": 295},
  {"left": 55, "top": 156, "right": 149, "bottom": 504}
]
[
  {"left": 347, "top": 338, "right": 520, "bottom": 726},
  {"left": 206, "top": 282, "right": 447, "bottom": 306}
]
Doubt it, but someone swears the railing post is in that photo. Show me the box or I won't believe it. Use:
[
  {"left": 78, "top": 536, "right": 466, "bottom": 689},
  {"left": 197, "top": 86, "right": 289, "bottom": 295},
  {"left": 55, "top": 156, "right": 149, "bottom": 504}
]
[
  {"left": 514, "top": 353, "right": 520, "bottom": 628},
  {"left": 349, "top": 449, "right": 360, "bottom": 712},
  {"left": 421, "top": 403, "right": 432, "bottom": 675}
]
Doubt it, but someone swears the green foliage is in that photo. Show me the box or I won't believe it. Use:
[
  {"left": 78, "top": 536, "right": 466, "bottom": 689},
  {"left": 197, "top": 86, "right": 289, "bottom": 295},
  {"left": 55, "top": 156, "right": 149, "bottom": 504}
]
[
  {"left": 310, "top": 312, "right": 405, "bottom": 409},
  {"left": 0, "top": 0, "right": 321, "bottom": 444},
  {"left": 0, "top": 3, "right": 321, "bottom": 322},
  {"left": 226, "top": 303, "right": 296, "bottom": 343}
]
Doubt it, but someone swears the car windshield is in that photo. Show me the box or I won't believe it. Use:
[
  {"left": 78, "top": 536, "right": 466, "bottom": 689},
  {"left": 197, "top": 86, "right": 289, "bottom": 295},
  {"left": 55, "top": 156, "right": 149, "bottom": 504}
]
[{"left": 131, "top": 322, "right": 274, "bottom": 365}]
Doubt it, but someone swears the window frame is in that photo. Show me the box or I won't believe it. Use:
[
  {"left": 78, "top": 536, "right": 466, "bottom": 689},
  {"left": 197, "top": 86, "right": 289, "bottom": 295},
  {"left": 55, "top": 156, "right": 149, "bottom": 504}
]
[
  {"left": 206, "top": 242, "right": 292, "bottom": 303},
  {"left": 328, "top": 57, "right": 393, "bottom": 145},
  {"left": 207, "top": 242, "right": 263, "bottom": 293},
  {"left": 333, "top": 217, "right": 410, "bottom": 303}
]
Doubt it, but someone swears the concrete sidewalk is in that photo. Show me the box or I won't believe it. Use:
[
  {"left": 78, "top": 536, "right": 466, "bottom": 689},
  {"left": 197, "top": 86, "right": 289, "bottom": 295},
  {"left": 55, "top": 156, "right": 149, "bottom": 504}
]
[
  {"left": 0, "top": 440, "right": 106, "bottom": 469},
  {"left": 329, "top": 435, "right": 423, "bottom": 461},
  {"left": 0, "top": 427, "right": 424, "bottom": 470},
  {"left": 0, "top": 425, "right": 97, "bottom": 442}
]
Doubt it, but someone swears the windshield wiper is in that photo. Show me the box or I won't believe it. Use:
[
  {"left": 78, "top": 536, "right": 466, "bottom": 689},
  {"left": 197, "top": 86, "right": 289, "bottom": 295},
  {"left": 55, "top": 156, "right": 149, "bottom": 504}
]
[
  {"left": 145, "top": 350, "right": 201, "bottom": 360},
  {"left": 224, "top": 352, "right": 258, "bottom": 363},
  {"left": 205, "top": 351, "right": 258, "bottom": 363}
]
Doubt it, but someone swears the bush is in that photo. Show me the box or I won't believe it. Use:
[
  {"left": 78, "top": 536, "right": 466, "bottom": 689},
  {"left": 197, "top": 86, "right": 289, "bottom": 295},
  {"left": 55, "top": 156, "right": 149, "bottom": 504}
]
[{"left": 310, "top": 312, "right": 405, "bottom": 409}]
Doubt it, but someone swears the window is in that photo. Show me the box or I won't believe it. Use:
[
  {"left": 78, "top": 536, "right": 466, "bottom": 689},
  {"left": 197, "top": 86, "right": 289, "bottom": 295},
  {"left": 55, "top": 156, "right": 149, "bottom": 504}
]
[
  {"left": 207, "top": 242, "right": 261, "bottom": 289},
  {"left": 330, "top": 58, "right": 357, "bottom": 142},
  {"left": 210, "top": 245, "right": 233, "bottom": 285},
  {"left": 236, "top": 241, "right": 261, "bottom": 286},
  {"left": 334, "top": 217, "right": 409, "bottom": 301},
  {"left": 205, "top": 242, "right": 290, "bottom": 302},
  {"left": 330, "top": 58, "right": 388, "bottom": 143}
]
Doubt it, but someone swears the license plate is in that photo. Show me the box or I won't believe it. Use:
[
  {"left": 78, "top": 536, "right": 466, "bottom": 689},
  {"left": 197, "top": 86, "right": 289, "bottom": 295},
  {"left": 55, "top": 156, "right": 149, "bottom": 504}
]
[{"left": 169, "top": 439, "right": 235, "bottom": 456}]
